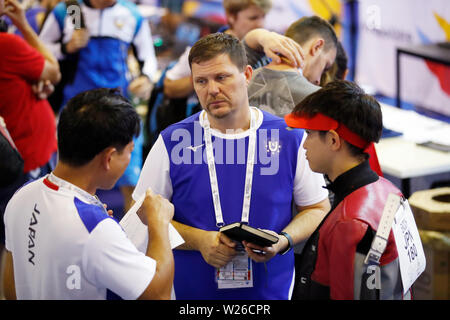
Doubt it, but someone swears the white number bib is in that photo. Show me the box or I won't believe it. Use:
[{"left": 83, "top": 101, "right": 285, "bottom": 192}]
[{"left": 392, "top": 200, "right": 426, "bottom": 294}]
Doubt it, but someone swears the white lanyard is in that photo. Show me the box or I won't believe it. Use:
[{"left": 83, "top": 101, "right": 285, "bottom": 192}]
[
  {"left": 47, "top": 173, "right": 104, "bottom": 208},
  {"left": 203, "top": 109, "right": 257, "bottom": 228},
  {"left": 364, "top": 193, "right": 401, "bottom": 265}
]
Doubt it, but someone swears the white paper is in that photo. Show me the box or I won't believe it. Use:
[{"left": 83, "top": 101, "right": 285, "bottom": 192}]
[
  {"left": 392, "top": 200, "right": 426, "bottom": 294},
  {"left": 120, "top": 192, "right": 184, "bottom": 252},
  {"left": 380, "top": 103, "right": 450, "bottom": 146}
]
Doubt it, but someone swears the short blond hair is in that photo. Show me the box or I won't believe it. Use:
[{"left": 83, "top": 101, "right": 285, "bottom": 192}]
[
  {"left": 223, "top": 0, "right": 272, "bottom": 16},
  {"left": 285, "top": 16, "right": 337, "bottom": 52},
  {"left": 189, "top": 33, "right": 247, "bottom": 71}
]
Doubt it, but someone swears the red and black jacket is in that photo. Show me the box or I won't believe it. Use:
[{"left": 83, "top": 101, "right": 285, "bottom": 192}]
[{"left": 292, "top": 161, "right": 411, "bottom": 300}]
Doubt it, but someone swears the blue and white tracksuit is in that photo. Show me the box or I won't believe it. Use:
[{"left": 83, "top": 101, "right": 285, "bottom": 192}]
[
  {"left": 40, "top": 0, "right": 157, "bottom": 186},
  {"left": 40, "top": 0, "right": 158, "bottom": 107}
]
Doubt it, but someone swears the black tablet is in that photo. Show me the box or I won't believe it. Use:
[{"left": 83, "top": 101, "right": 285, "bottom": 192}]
[{"left": 220, "top": 223, "right": 279, "bottom": 247}]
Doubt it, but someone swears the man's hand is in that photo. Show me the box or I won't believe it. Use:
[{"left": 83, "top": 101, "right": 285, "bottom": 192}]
[
  {"left": 138, "top": 188, "right": 174, "bottom": 227},
  {"left": 198, "top": 231, "right": 237, "bottom": 268},
  {"left": 31, "top": 80, "right": 54, "bottom": 100},
  {"left": 242, "top": 230, "right": 288, "bottom": 263},
  {"left": 66, "top": 29, "right": 90, "bottom": 54},
  {"left": 244, "top": 28, "right": 305, "bottom": 69},
  {"left": 3, "top": 0, "right": 27, "bottom": 28},
  {"left": 259, "top": 32, "right": 305, "bottom": 69},
  {"left": 138, "top": 188, "right": 175, "bottom": 300},
  {"left": 128, "top": 76, "right": 152, "bottom": 100}
]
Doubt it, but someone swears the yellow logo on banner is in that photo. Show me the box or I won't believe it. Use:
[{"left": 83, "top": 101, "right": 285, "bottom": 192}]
[
  {"left": 425, "top": 13, "right": 450, "bottom": 96},
  {"left": 308, "top": 0, "right": 342, "bottom": 36},
  {"left": 434, "top": 12, "right": 450, "bottom": 40},
  {"left": 182, "top": 1, "right": 200, "bottom": 17}
]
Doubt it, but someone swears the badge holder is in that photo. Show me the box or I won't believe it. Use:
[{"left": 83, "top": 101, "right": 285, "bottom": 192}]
[{"left": 216, "top": 243, "right": 254, "bottom": 289}]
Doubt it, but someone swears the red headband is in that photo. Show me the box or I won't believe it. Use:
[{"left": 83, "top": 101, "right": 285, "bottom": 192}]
[{"left": 284, "top": 112, "right": 370, "bottom": 150}]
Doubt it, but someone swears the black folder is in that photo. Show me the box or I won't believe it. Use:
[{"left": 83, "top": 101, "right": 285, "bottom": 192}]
[{"left": 219, "top": 223, "right": 279, "bottom": 247}]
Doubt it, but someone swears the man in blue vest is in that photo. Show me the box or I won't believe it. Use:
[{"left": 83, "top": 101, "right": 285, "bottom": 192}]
[{"left": 132, "top": 33, "right": 330, "bottom": 300}]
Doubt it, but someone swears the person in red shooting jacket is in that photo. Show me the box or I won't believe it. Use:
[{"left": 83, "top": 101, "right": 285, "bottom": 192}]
[{"left": 285, "top": 80, "right": 410, "bottom": 300}]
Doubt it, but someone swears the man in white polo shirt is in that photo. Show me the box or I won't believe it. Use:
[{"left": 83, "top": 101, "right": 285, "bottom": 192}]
[{"left": 2, "top": 88, "right": 174, "bottom": 300}]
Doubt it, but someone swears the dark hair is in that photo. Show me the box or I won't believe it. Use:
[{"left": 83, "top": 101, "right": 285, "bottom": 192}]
[
  {"left": 188, "top": 33, "right": 248, "bottom": 71},
  {"left": 0, "top": 131, "right": 24, "bottom": 187},
  {"left": 57, "top": 88, "right": 140, "bottom": 167},
  {"left": 285, "top": 16, "right": 338, "bottom": 52},
  {"left": 320, "top": 41, "right": 348, "bottom": 86},
  {"left": 0, "top": 18, "right": 7, "bottom": 33},
  {"left": 334, "top": 41, "right": 348, "bottom": 80},
  {"left": 294, "top": 80, "right": 382, "bottom": 156}
]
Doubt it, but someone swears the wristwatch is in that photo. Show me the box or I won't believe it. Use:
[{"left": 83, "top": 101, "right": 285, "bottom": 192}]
[{"left": 278, "top": 231, "right": 293, "bottom": 255}]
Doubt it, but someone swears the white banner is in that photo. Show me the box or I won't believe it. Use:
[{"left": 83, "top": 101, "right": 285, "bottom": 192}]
[
  {"left": 355, "top": 0, "right": 450, "bottom": 116},
  {"left": 264, "top": 0, "right": 343, "bottom": 34}
]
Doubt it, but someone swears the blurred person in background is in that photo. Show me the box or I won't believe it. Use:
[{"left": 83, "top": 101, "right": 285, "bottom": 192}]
[
  {"left": 154, "top": 0, "right": 272, "bottom": 138},
  {"left": 40, "top": 0, "right": 159, "bottom": 211},
  {"left": 164, "top": 0, "right": 272, "bottom": 99},
  {"left": 246, "top": 16, "right": 338, "bottom": 118}
]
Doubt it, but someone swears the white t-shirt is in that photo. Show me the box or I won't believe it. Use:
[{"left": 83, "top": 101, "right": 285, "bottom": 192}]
[
  {"left": 4, "top": 174, "right": 156, "bottom": 300},
  {"left": 165, "top": 46, "right": 191, "bottom": 81}
]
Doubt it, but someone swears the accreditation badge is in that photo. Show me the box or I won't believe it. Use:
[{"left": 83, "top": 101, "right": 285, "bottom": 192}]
[
  {"left": 217, "top": 248, "right": 253, "bottom": 289},
  {"left": 392, "top": 200, "right": 426, "bottom": 294}
]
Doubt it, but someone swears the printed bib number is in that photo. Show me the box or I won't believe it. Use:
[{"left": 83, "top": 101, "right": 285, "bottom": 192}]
[{"left": 392, "top": 200, "right": 426, "bottom": 294}]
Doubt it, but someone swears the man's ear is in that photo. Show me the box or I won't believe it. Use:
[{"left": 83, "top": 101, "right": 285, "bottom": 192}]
[
  {"left": 101, "top": 147, "right": 117, "bottom": 171},
  {"left": 226, "top": 12, "right": 236, "bottom": 28},
  {"left": 327, "top": 130, "right": 342, "bottom": 151},
  {"left": 310, "top": 38, "right": 325, "bottom": 57},
  {"left": 342, "top": 68, "right": 349, "bottom": 80},
  {"left": 244, "top": 64, "right": 253, "bottom": 85}
]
